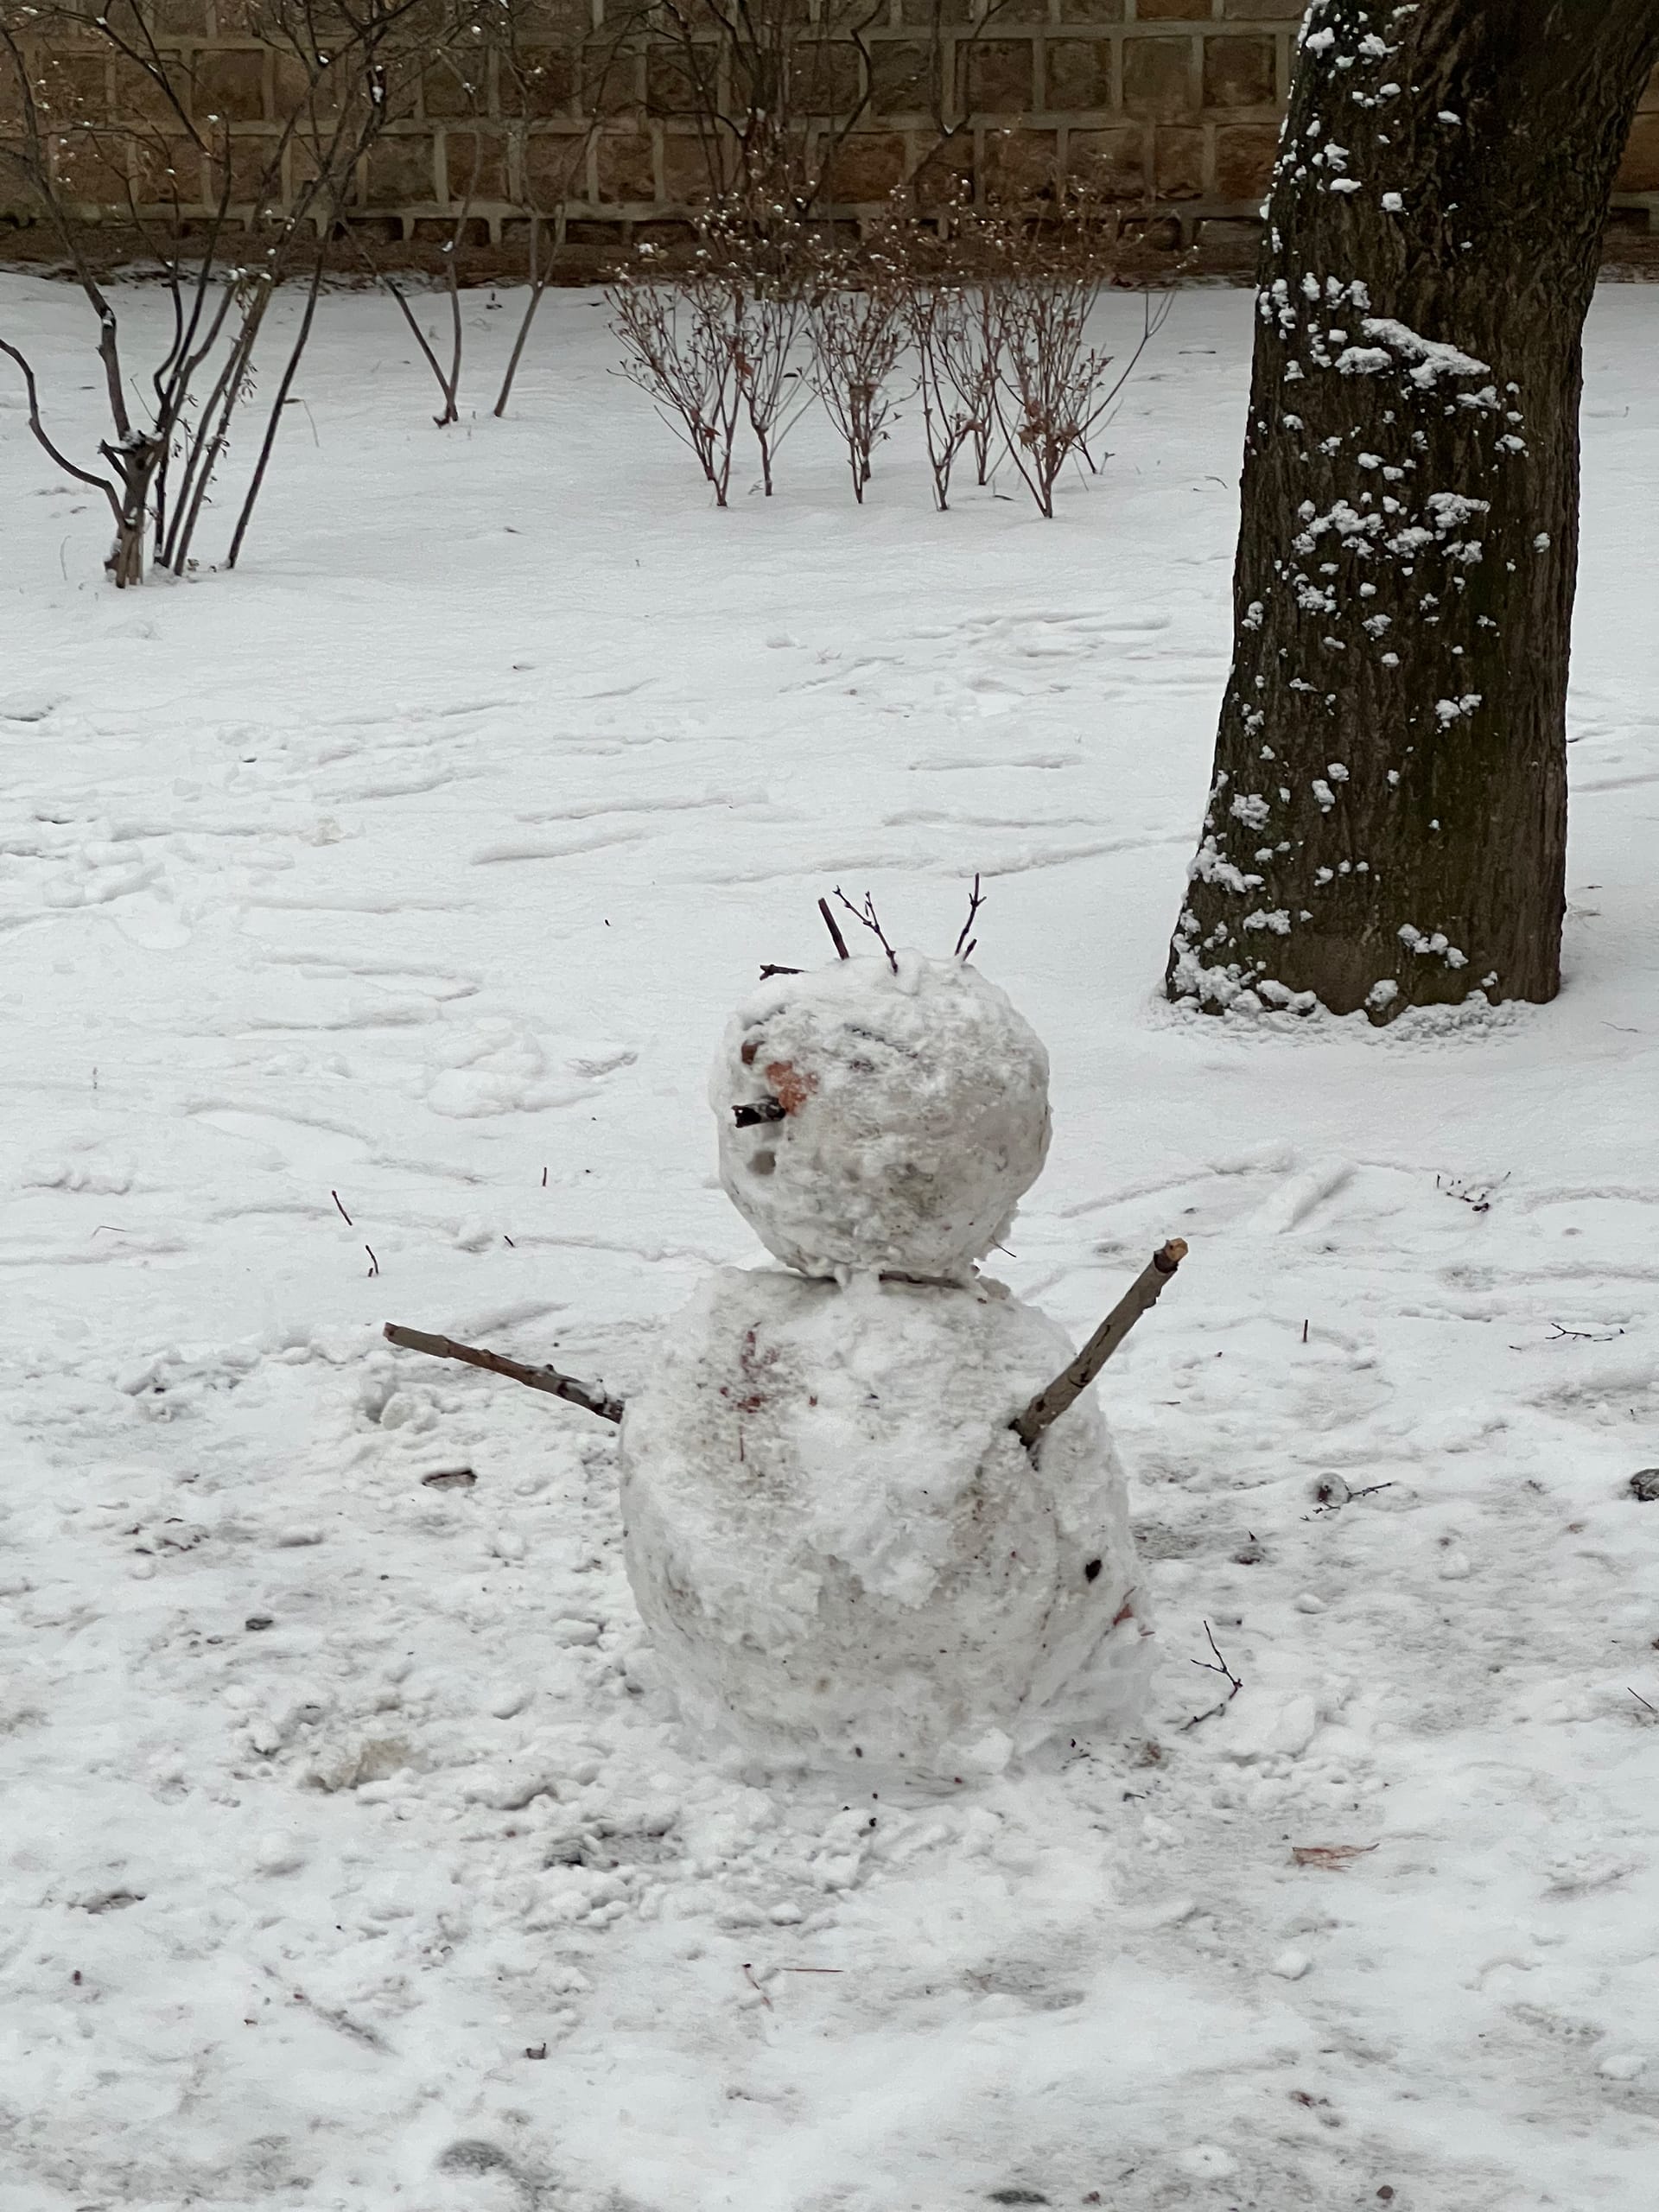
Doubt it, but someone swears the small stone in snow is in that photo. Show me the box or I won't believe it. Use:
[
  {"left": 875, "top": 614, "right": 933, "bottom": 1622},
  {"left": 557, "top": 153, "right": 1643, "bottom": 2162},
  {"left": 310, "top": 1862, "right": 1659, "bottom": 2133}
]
[
  {"left": 1271, "top": 1948, "right": 1312, "bottom": 1980},
  {"left": 245, "top": 1614, "right": 275, "bottom": 1631},
  {"left": 1627, "top": 1469, "right": 1659, "bottom": 1503}
]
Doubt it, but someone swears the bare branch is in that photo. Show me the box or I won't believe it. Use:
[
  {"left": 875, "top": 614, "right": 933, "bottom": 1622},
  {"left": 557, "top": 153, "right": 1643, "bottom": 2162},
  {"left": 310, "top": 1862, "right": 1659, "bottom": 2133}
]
[
  {"left": 383, "top": 1323, "right": 623, "bottom": 1424},
  {"left": 833, "top": 886, "right": 899, "bottom": 972},
  {"left": 953, "top": 872, "right": 984, "bottom": 958},
  {"left": 0, "top": 339, "right": 124, "bottom": 524},
  {"left": 1181, "top": 1620, "right": 1243, "bottom": 1731},
  {"left": 1012, "top": 1238, "right": 1188, "bottom": 1450}
]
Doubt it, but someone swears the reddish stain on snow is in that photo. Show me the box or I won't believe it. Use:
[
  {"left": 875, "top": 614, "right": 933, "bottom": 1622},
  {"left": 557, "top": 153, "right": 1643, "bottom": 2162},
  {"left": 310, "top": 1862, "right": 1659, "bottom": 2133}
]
[{"left": 764, "top": 1060, "right": 817, "bottom": 1115}]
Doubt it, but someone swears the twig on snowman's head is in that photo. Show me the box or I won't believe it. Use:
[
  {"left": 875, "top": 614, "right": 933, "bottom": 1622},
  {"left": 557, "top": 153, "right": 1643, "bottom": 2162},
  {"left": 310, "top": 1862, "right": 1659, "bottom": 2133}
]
[
  {"left": 817, "top": 897, "right": 851, "bottom": 961},
  {"left": 759, "top": 963, "right": 803, "bottom": 980},
  {"left": 1012, "top": 1238, "right": 1188, "bottom": 1450},
  {"left": 383, "top": 1322, "right": 623, "bottom": 1423},
  {"left": 833, "top": 887, "right": 899, "bottom": 974},
  {"left": 953, "top": 873, "right": 985, "bottom": 959}
]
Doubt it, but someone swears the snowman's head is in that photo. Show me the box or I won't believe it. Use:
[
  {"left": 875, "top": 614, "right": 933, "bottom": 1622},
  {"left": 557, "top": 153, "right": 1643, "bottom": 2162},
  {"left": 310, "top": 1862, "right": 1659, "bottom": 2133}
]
[{"left": 711, "top": 950, "right": 1051, "bottom": 1281}]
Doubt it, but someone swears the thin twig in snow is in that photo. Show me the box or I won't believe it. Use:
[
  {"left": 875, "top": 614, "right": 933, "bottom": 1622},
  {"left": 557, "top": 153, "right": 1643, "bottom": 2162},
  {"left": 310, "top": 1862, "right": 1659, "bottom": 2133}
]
[
  {"left": 953, "top": 872, "right": 985, "bottom": 958},
  {"left": 383, "top": 1323, "right": 623, "bottom": 1424},
  {"left": 1181, "top": 1619, "right": 1243, "bottom": 1732}
]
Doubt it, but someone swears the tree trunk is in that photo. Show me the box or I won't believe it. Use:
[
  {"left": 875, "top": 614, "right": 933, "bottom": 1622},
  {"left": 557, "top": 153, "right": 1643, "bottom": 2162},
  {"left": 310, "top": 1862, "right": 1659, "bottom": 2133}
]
[{"left": 1166, "top": 0, "right": 1659, "bottom": 1023}]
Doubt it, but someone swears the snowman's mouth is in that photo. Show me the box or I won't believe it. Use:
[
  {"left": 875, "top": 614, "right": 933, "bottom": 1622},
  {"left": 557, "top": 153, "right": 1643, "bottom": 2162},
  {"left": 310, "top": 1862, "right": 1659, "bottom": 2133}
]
[{"left": 733, "top": 1099, "right": 787, "bottom": 1128}]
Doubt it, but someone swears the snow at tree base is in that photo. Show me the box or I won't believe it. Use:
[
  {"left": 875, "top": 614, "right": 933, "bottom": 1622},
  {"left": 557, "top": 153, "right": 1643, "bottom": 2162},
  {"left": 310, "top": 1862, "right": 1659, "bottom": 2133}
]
[
  {"left": 627, "top": 952, "right": 1147, "bottom": 1783},
  {"left": 3, "top": 275, "right": 1659, "bottom": 2212}
]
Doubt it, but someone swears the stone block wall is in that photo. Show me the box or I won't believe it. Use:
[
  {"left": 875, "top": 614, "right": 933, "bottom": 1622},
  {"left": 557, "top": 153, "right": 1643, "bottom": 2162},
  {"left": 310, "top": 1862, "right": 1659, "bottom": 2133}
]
[{"left": 4, "top": 2, "right": 1659, "bottom": 276}]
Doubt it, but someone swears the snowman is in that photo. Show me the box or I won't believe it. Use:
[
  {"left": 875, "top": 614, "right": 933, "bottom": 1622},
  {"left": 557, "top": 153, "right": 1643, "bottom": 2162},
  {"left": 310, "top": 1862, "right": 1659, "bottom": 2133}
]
[{"left": 388, "top": 908, "right": 1182, "bottom": 1787}]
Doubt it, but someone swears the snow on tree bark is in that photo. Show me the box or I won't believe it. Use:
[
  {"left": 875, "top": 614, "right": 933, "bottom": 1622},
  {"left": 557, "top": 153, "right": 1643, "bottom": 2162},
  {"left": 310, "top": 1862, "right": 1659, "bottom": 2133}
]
[{"left": 1166, "top": 0, "right": 1659, "bottom": 1023}]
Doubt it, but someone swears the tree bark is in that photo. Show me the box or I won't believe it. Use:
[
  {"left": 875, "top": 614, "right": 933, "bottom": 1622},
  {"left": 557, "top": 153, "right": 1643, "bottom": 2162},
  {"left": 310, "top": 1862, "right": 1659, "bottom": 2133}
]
[{"left": 1166, "top": 0, "right": 1659, "bottom": 1023}]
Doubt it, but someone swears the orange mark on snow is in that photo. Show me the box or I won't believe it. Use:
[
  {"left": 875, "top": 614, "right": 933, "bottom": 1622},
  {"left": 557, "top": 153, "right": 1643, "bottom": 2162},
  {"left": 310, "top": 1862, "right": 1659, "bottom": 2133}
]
[{"left": 764, "top": 1060, "right": 817, "bottom": 1115}]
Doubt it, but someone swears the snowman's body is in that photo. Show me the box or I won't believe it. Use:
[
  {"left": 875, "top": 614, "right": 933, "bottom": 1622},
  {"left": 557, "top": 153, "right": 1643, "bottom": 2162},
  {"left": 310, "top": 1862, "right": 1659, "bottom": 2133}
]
[{"left": 620, "top": 950, "right": 1153, "bottom": 1782}]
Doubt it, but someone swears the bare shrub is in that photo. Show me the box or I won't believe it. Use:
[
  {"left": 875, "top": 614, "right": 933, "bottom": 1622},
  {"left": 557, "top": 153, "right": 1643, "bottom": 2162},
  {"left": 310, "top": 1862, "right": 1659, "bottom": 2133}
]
[
  {"left": 609, "top": 250, "right": 746, "bottom": 505},
  {"left": 994, "top": 271, "right": 1173, "bottom": 518},
  {"left": 706, "top": 209, "right": 817, "bottom": 497},
  {"left": 608, "top": 197, "right": 818, "bottom": 501},
  {"left": 0, "top": 0, "right": 461, "bottom": 580},
  {"left": 806, "top": 247, "right": 908, "bottom": 503},
  {"left": 897, "top": 198, "right": 1174, "bottom": 521}
]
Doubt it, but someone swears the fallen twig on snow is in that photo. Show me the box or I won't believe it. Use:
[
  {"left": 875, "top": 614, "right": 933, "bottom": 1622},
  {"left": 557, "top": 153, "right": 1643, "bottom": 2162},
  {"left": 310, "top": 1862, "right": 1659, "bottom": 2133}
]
[
  {"left": 1180, "top": 1619, "right": 1243, "bottom": 1732},
  {"left": 383, "top": 1323, "right": 623, "bottom": 1424},
  {"left": 1013, "top": 1238, "right": 1188, "bottom": 1449},
  {"left": 1291, "top": 1842, "right": 1377, "bottom": 1869}
]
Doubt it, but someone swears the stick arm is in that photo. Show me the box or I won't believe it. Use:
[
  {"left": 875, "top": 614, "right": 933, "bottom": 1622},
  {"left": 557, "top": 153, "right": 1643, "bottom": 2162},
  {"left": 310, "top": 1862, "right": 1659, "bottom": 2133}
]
[
  {"left": 1011, "top": 1237, "right": 1188, "bottom": 1451},
  {"left": 383, "top": 1323, "right": 624, "bottom": 1424}
]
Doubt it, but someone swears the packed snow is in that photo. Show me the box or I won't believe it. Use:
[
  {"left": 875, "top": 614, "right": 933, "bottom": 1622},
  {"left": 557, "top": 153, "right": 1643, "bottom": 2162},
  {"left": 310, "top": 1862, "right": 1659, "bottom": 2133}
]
[
  {"left": 3, "top": 271, "right": 1659, "bottom": 2212},
  {"left": 713, "top": 952, "right": 1051, "bottom": 1281},
  {"left": 621, "top": 1265, "right": 1147, "bottom": 1784}
]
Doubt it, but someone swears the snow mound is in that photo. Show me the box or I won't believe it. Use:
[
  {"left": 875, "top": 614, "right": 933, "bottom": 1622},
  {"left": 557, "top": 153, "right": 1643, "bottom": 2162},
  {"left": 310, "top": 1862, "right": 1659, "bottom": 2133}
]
[
  {"left": 619, "top": 1268, "right": 1151, "bottom": 1783},
  {"left": 711, "top": 951, "right": 1051, "bottom": 1281}
]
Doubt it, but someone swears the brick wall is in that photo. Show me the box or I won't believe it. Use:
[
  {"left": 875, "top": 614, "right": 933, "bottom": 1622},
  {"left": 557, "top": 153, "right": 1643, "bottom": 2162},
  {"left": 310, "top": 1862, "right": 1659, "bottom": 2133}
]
[{"left": 5, "top": 3, "right": 1659, "bottom": 276}]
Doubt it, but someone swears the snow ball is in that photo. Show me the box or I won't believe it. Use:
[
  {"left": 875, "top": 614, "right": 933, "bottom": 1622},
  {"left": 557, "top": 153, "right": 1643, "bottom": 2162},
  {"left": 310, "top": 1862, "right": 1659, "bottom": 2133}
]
[
  {"left": 1272, "top": 1695, "right": 1319, "bottom": 1756},
  {"left": 1270, "top": 1948, "right": 1312, "bottom": 1980},
  {"left": 0, "top": 690, "right": 60, "bottom": 724},
  {"left": 1177, "top": 2145, "right": 1239, "bottom": 2178},
  {"left": 1381, "top": 192, "right": 1404, "bottom": 213},
  {"left": 1599, "top": 2053, "right": 1645, "bottom": 2081},
  {"left": 620, "top": 1269, "right": 1149, "bottom": 1783},
  {"left": 712, "top": 952, "right": 1050, "bottom": 1281},
  {"left": 254, "top": 1832, "right": 308, "bottom": 1876}
]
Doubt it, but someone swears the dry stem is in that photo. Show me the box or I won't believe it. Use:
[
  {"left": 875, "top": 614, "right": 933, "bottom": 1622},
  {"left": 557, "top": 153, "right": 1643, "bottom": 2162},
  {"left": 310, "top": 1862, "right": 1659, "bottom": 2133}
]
[
  {"left": 383, "top": 1323, "right": 623, "bottom": 1423},
  {"left": 1012, "top": 1237, "right": 1187, "bottom": 1449}
]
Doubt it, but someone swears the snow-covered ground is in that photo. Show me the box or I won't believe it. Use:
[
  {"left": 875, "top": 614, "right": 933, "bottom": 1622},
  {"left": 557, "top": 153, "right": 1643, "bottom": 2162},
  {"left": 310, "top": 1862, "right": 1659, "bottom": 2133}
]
[{"left": 3, "top": 272, "right": 1658, "bottom": 2212}]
